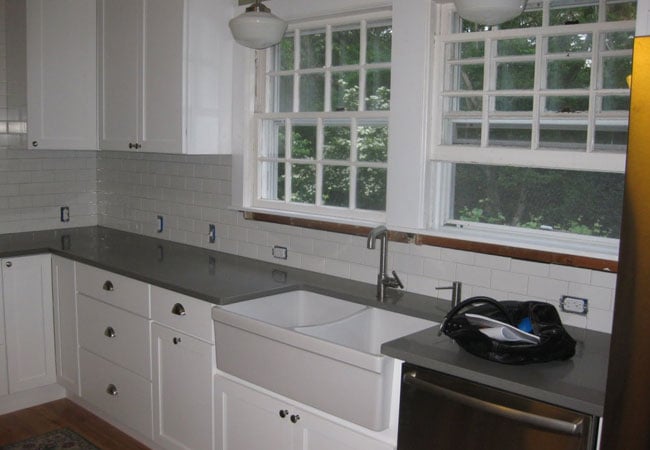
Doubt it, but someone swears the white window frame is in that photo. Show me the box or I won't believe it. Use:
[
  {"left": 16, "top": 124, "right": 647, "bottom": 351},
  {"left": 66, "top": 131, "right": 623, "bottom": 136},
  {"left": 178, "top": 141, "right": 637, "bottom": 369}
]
[
  {"left": 424, "top": 0, "right": 635, "bottom": 259},
  {"left": 250, "top": 9, "right": 393, "bottom": 225}
]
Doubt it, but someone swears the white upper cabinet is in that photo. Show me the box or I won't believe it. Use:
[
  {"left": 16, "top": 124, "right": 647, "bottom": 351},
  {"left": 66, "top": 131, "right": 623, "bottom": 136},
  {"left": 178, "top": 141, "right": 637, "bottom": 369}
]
[
  {"left": 98, "top": 0, "right": 234, "bottom": 154},
  {"left": 26, "top": 0, "right": 98, "bottom": 150}
]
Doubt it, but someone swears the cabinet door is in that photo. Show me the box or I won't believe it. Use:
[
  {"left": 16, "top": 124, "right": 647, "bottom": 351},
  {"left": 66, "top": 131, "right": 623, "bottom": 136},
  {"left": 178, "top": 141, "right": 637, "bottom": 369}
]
[
  {"left": 141, "top": 0, "right": 184, "bottom": 154},
  {"left": 98, "top": 0, "right": 142, "bottom": 151},
  {"left": 2, "top": 255, "right": 56, "bottom": 393},
  {"left": 152, "top": 323, "right": 214, "bottom": 450},
  {"left": 214, "top": 376, "right": 294, "bottom": 450},
  {"left": 51, "top": 256, "right": 79, "bottom": 394},
  {"left": 296, "top": 409, "right": 394, "bottom": 450},
  {"left": 26, "top": 0, "right": 97, "bottom": 150}
]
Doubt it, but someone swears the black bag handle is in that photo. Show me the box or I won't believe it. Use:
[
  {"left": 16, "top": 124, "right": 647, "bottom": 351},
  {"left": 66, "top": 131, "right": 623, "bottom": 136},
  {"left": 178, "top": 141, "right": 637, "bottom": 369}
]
[{"left": 438, "top": 296, "right": 514, "bottom": 336}]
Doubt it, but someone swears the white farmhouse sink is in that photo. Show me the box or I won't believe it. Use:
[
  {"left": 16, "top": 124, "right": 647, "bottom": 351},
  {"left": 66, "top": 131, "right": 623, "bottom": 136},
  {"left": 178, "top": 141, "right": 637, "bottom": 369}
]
[
  {"left": 212, "top": 290, "right": 436, "bottom": 431},
  {"left": 218, "top": 289, "right": 366, "bottom": 327}
]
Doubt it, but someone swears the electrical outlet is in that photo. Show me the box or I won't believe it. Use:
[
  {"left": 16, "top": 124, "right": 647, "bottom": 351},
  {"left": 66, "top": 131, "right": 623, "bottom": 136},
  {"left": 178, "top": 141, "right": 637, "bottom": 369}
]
[
  {"left": 156, "top": 215, "right": 164, "bottom": 233},
  {"left": 560, "top": 295, "right": 588, "bottom": 315},
  {"left": 209, "top": 224, "right": 216, "bottom": 243},
  {"left": 60, "top": 206, "right": 70, "bottom": 222},
  {"left": 272, "top": 245, "right": 288, "bottom": 259}
]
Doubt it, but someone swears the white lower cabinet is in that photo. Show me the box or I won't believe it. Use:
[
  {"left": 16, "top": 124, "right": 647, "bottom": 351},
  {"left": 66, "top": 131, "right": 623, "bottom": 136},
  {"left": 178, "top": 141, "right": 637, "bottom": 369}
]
[
  {"left": 152, "top": 323, "right": 215, "bottom": 450},
  {"left": 214, "top": 375, "right": 394, "bottom": 450},
  {"left": 79, "top": 349, "right": 153, "bottom": 438},
  {"left": 1, "top": 255, "right": 56, "bottom": 393}
]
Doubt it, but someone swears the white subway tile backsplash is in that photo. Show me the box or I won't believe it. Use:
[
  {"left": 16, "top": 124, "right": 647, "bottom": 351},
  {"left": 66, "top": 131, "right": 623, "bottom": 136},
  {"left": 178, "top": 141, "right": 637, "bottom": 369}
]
[
  {"left": 550, "top": 264, "right": 591, "bottom": 284},
  {"left": 474, "top": 253, "right": 511, "bottom": 271},
  {"left": 527, "top": 276, "right": 568, "bottom": 301},
  {"left": 590, "top": 270, "right": 618, "bottom": 289},
  {"left": 457, "top": 263, "right": 492, "bottom": 288},
  {"left": 491, "top": 270, "right": 528, "bottom": 295},
  {"left": 511, "top": 259, "right": 551, "bottom": 277},
  {"left": 423, "top": 258, "right": 457, "bottom": 280}
]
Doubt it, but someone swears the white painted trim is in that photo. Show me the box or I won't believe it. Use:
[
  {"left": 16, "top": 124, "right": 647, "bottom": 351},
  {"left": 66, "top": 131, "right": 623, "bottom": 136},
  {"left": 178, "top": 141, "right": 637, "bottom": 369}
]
[{"left": 0, "top": 383, "right": 66, "bottom": 415}]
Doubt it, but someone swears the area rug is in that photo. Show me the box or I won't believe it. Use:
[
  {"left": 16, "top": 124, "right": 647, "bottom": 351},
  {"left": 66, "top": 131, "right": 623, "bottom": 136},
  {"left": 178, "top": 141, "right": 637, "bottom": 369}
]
[{"left": 0, "top": 428, "right": 100, "bottom": 450}]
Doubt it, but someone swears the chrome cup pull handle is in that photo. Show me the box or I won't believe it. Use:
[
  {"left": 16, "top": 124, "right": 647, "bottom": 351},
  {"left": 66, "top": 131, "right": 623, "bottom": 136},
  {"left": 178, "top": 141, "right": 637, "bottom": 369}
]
[
  {"left": 171, "top": 303, "right": 186, "bottom": 316},
  {"left": 106, "top": 384, "right": 118, "bottom": 396}
]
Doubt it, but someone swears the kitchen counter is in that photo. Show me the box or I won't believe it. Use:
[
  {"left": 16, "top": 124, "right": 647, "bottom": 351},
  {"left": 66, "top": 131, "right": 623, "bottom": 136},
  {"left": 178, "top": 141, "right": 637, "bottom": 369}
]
[
  {"left": 0, "top": 226, "right": 445, "bottom": 321},
  {"left": 381, "top": 324, "right": 609, "bottom": 417},
  {"left": 0, "top": 226, "right": 610, "bottom": 417}
]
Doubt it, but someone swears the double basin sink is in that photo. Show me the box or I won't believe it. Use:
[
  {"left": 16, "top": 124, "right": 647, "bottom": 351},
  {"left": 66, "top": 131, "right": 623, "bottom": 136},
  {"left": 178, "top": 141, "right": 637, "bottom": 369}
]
[{"left": 212, "top": 289, "right": 436, "bottom": 431}]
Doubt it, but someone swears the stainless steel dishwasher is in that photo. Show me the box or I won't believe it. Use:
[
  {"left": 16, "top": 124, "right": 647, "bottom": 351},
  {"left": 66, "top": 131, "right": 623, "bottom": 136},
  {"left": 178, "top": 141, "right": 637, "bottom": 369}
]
[{"left": 397, "top": 363, "right": 598, "bottom": 450}]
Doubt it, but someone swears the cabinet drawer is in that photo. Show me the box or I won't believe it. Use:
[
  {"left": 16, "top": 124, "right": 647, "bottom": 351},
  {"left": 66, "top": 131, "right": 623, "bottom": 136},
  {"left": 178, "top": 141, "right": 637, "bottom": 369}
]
[
  {"left": 77, "top": 263, "right": 150, "bottom": 317},
  {"left": 151, "top": 286, "right": 213, "bottom": 343},
  {"left": 80, "top": 349, "right": 152, "bottom": 439},
  {"left": 78, "top": 294, "right": 151, "bottom": 379}
]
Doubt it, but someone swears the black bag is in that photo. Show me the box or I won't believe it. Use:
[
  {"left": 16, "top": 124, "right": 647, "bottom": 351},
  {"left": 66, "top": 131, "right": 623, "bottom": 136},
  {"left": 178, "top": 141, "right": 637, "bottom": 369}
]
[{"left": 439, "top": 296, "right": 576, "bottom": 365}]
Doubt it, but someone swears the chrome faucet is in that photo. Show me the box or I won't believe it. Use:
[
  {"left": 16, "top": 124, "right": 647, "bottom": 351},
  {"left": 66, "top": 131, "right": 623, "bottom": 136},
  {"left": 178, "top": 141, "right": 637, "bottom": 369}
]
[
  {"left": 436, "top": 281, "right": 463, "bottom": 308},
  {"left": 367, "top": 225, "right": 404, "bottom": 301}
]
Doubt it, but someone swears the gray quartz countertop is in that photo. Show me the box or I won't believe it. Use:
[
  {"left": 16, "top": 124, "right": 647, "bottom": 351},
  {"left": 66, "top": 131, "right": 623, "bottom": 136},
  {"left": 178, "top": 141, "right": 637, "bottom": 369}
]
[{"left": 0, "top": 226, "right": 610, "bottom": 417}]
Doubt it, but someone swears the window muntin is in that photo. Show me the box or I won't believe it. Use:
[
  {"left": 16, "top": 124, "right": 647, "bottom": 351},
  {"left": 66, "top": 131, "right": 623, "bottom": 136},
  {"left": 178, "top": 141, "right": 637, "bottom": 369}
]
[
  {"left": 254, "top": 13, "right": 391, "bottom": 220},
  {"left": 438, "top": 1, "right": 634, "bottom": 156},
  {"left": 432, "top": 0, "right": 634, "bottom": 242}
]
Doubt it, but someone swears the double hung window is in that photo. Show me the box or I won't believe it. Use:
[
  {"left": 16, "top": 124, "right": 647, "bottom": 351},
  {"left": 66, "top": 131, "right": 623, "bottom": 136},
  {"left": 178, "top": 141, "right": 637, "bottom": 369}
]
[
  {"left": 253, "top": 11, "right": 392, "bottom": 223},
  {"left": 431, "top": 0, "right": 635, "bottom": 247}
]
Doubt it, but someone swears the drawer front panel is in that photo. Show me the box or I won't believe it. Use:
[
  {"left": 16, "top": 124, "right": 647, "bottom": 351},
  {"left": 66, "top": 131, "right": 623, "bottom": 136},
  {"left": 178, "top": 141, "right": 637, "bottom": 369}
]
[
  {"left": 77, "top": 263, "right": 150, "bottom": 317},
  {"left": 79, "top": 349, "right": 153, "bottom": 439},
  {"left": 151, "top": 286, "right": 213, "bottom": 342},
  {"left": 78, "top": 294, "right": 151, "bottom": 379}
]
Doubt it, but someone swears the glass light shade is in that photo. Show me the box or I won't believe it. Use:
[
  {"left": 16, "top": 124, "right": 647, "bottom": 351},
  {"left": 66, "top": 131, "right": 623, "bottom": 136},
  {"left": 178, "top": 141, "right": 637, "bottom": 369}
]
[
  {"left": 229, "top": 10, "right": 288, "bottom": 50},
  {"left": 454, "top": 0, "right": 527, "bottom": 25}
]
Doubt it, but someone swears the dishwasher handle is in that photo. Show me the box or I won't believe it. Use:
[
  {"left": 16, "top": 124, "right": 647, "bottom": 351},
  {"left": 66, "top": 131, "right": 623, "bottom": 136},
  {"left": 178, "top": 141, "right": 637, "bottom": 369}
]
[{"left": 403, "top": 371, "right": 584, "bottom": 436}]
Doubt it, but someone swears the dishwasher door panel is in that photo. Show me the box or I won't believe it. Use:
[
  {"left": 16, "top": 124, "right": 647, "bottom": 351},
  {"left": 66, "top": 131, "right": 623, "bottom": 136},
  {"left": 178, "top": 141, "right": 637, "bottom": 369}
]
[{"left": 397, "top": 363, "right": 597, "bottom": 450}]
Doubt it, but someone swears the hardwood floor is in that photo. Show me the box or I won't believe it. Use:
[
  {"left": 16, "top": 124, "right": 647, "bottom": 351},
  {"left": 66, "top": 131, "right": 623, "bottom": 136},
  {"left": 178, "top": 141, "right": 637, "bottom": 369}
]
[{"left": 0, "top": 399, "right": 150, "bottom": 449}]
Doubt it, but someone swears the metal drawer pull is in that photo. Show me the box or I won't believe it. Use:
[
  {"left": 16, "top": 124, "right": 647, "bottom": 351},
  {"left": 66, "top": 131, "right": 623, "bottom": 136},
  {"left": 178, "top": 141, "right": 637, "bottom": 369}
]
[
  {"left": 104, "top": 326, "right": 116, "bottom": 338},
  {"left": 103, "top": 280, "right": 114, "bottom": 291},
  {"left": 106, "top": 384, "right": 118, "bottom": 396},
  {"left": 171, "top": 303, "right": 186, "bottom": 316},
  {"left": 279, "top": 409, "right": 288, "bottom": 418},
  {"left": 173, "top": 337, "right": 182, "bottom": 345},
  {"left": 403, "top": 371, "right": 584, "bottom": 436},
  {"left": 4, "top": 261, "right": 12, "bottom": 268},
  {"left": 290, "top": 414, "right": 300, "bottom": 423}
]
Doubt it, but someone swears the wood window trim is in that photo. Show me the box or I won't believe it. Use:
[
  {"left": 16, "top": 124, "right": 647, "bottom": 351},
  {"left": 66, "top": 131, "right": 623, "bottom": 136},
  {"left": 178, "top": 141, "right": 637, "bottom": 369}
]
[{"left": 244, "top": 211, "right": 618, "bottom": 273}]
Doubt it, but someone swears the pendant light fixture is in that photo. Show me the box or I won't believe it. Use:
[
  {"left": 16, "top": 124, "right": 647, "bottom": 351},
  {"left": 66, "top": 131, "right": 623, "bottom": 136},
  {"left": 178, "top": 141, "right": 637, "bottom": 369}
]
[
  {"left": 229, "top": 0, "right": 288, "bottom": 50},
  {"left": 453, "top": 0, "right": 528, "bottom": 26}
]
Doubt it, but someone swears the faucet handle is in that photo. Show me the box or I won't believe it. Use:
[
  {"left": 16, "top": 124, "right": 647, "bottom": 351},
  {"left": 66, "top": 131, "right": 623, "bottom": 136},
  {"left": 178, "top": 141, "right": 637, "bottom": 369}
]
[{"left": 391, "top": 270, "right": 404, "bottom": 289}]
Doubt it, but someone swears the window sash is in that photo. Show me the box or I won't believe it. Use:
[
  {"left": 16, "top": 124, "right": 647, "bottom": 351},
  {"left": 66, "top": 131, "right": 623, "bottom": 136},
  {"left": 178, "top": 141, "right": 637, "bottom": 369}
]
[
  {"left": 253, "top": 10, "right": 392, "bottom": 221},
  {"left": 432, "top": 4, "right": 633, "bottom": 171}
]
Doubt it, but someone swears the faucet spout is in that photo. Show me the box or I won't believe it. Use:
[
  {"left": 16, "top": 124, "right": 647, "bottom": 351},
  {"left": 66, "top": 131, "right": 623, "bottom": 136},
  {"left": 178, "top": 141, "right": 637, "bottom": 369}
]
[
  {"left": 367, "top": 225, "right": 387, "bottom": 250},
  {"left": 367, "top": 225, "right": 403, "bottom": 301}
]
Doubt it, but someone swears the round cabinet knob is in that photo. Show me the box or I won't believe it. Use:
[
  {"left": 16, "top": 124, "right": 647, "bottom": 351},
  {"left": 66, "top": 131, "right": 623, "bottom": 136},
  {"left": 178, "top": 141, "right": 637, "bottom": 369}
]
[
  {"left": 32, "top": 141, "right": 38, "bottom": 147},
  {"left": 171, "top": 303, "right": 186, "bottom": 316},
  {"left": 103, "top": 280, "right": 114, "bottom": 291},
  {"left": 106, "top": 384, "right": 118, "bottom": 396},
  {"left": 5, "top": 261, "right": 12, "bottom": 268},
  {"left": 128, "top": 142, "right": 135, "bottom": 149},
  {"left": 104, "top": 326, "right": 116, "bottom": 338},
  {"left": 173, "top": 337, "right": 182, "bottom": 345},
  {"left": 279, "top": 409, "right": 288, "bottom": 418},
  {"left": 290, "top": 414, "right": 300, "bottom": 423}
]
